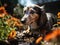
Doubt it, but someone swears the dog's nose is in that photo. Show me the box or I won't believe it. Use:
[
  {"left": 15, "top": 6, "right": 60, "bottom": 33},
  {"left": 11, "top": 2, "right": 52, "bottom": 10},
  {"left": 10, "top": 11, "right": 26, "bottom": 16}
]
[
  {"left": 21, "top": 20, "right": 26, "bottom": 24},
  {"left": 21, "top": 18, "right": 27, "bottom": 24}
]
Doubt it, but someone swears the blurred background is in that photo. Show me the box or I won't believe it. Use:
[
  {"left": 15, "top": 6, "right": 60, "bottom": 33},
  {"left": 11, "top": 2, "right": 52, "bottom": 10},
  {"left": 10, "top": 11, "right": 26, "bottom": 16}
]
[{"left": 0, "top": 0, "right": 60, "bottom": 18}]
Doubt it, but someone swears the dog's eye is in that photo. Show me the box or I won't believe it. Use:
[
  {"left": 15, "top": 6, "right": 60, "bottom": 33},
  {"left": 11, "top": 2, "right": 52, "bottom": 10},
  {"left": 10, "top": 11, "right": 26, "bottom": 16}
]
[{"left": 30, "top": 10, "right": 35, "bottom": 14}]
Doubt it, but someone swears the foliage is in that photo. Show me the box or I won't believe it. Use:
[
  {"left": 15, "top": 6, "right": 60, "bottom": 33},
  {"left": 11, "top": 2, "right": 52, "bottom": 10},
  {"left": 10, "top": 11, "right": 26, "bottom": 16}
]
[
  {"left": 0, "top": 15, "right": 16, "bottom": 40},
  {"left": 0, "top": 6, "right": 20, "bottom": 40},
  {"left": 13, "top": 4, "right": 23, "bottom": 18},
  {"left": 0, "top": 6, "right": 23, "bottom": 41}
]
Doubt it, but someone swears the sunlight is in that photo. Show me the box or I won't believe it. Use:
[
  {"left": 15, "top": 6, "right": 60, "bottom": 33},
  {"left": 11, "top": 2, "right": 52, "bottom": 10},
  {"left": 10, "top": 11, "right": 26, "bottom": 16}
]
[{"left": 18, "top": 0, "right": 35, "bottom": 6}]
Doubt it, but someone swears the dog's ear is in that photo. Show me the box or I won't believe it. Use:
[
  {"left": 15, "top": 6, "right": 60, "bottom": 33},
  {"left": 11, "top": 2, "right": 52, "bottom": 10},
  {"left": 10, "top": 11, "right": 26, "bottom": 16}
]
[
  {"left": 38, "top": 12, "right": 47, "bottom": 27},
  {"left": 39, "top": 5, "right": 47, "bottom": 26},
  {"left": 40, "top": 5, "right": 45, "bottom": 11},
  {"left": 40, "top": 5, "right": 45, "bottom": 9},
  {"left": 34, "top": 5, "right": 45, "bottom": 11}
]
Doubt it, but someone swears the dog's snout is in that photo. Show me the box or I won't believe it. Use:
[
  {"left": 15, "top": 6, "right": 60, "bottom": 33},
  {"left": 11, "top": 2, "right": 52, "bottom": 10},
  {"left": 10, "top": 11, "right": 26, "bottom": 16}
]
[{"left": 21, "top": 20, "right": 26, "bottom": 24}]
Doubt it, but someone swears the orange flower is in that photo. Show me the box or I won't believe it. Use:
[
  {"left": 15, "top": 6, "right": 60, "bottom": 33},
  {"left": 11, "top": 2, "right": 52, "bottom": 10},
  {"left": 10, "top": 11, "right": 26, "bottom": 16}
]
[
  {"left": 44, "top": 27, "right": 60, "bottom": 42},
  {"left": 6, "top": 16, "right": 23, "bottom": 27},
  {"left": 35, "top": 36, "right": 43, "bottom": 44},
  {"left": 8, "top": 30, "right": 16, "bottom": 39},
  {"left": 0, "top": 7, "right": 7, "bottom": 17}
]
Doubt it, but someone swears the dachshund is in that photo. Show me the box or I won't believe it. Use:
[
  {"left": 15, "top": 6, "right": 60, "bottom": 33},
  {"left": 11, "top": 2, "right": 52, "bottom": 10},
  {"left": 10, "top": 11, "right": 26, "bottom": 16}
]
[{"left": 21, "top": 4, "right": 56, "bottom": 37}]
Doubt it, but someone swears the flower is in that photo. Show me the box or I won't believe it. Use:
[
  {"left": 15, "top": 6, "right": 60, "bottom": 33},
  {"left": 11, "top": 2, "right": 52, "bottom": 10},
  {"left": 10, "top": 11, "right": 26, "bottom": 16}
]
[{"left": 0, "top": 7, "right": 7, "bottom": 17}]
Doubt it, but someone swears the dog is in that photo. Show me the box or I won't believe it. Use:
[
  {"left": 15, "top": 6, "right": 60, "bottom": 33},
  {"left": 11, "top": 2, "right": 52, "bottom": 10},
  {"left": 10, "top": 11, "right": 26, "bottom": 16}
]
[{"left": 21, "top": 4, "right": 56, "bottom": 36}]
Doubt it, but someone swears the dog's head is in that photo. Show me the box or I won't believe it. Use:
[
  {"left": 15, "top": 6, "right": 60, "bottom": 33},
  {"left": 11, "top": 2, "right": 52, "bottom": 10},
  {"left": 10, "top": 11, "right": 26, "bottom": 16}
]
[{"left": 21, "top": 5, "right": 47, "bottom": 25}]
